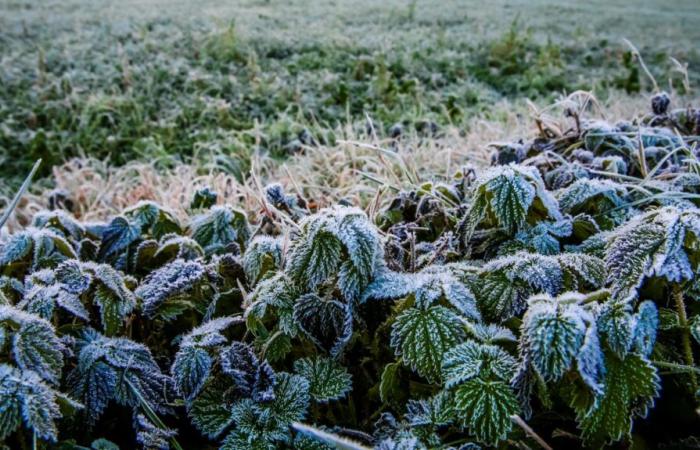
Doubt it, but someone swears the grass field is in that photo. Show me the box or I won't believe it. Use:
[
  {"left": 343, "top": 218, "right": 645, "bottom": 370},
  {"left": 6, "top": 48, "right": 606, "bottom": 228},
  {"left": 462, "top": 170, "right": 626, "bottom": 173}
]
[{"left": 1, "top": 0, "right": 699, "bottom": 198}]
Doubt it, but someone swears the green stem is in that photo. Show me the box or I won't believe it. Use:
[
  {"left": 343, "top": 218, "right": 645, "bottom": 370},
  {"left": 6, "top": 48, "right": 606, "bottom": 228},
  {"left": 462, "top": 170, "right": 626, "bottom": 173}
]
[
  {"left": 653, "top": 360, "right": 700, "bottom": 375},
  {"left": 672, "top": 285, "right": 698, "bottom": 393}
]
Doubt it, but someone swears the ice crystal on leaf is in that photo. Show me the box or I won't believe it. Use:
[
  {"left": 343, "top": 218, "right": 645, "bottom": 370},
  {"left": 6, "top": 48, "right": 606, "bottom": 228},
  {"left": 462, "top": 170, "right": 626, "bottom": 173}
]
[
  {"left": 605, "top": 206, "right": 700, "bottom": 301},
  {"left": 453, "top": 378, "right": 519, "bottom": 446},
  {"left": 135, "top": 259, "right": 218, "bottom": 320},
  {"left": 124, "top": 201, "right": 182, "bottom": 240},
  {"left": 293, "top": 356, "right": 352, "bottom": 403},
  {"left": 362, "top": 265, "right": 481, "bottom": 320},
  {"left": 390, "top": 306, "right": 465, "bottom": 382},
  {"left": 190, "top": 205, "right": 250, "bottom": 256},
  {"left": 0, "top": 363, "right": 67, "bottom": 442},
  {"left": 287, "top": 206, "right": 383, "bottom": 302},
  {"left": 442, "top": 340, "right": 517, "bottom": 388},
  {"left": 521, "top": 293, "right": 603, "bottom": 393},
  {"left": 293, "top": 293, "right": 353, "bottom": 357},
  {"left": 0, "top": 227, "right": 77, "bottom": 275},
  {"left": 243, "top": 236, "right": 283, "bottom": 286},
  {"left": 474, "top": 252, "right": 605, "bottom": 320},
  {"left": 67, "top": 330, "right": 170, "bottom": 425},
  {"left": 460, "top": 164, "right": 561, "bottom": 244},
  {"left": 0, "top": 305, "right": 64, "bottom": 384}
]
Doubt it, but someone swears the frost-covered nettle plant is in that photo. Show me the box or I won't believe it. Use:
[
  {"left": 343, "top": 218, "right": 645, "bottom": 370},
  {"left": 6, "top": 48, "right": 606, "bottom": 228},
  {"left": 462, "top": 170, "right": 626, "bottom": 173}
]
[{"left": 2, "top": 100, "right": 700, "bottom": 449}]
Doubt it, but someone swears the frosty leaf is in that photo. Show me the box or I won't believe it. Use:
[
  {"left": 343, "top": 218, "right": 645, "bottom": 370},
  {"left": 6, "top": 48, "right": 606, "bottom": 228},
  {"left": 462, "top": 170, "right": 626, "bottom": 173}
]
[
  {"left": 405, "top": 390, "right": 455, "bottom": 428},
  {"left": 32, "top": 210, "right": 86, "bottom": 243},
  {"left": 124, "top": 201, "right": 181, "bottom": 239},
  {"left": 293, "top": 357, "right": 352, "bottom": 403},
  {"left": 475, "top": 252, "right": 604, "bottom": 320},
  {"left": 0, "top": 363, "right": 65, "bottom": 442},
  {"left": 521, "top": 294, "right": 601, "bottom": 388},
  {"left": 453, "top": 379, "right": 518, "bottom": 446},
  {"left": 135, "top": 259, "right": 216, "bottom": 320},
  {"left": 244, "top": 236, "right": 283, "bottom": 286},
  {"left": 190, "top": 206, "right": 250, "bottom": 256},
  {"left": 460, "top": 164, "right": 561, "bottom": 243},
  {"left": 631, "top": 300, "right": 658, "bottom": 357},
  {"left": 90, "top": 263, "right": 136, "bottom": 335},
  {"left": 68, "top": 331, "right": 169, "bottom": 424},
  {"left": 1, "top": 228, "right": 77, "bottom": 275},
  {"left": 390, "top": 306, "right": 465, "bottom": 382},
  {"left": 690, "top": 315, "right": 700, "bottom": 345},
  {"left": 0, "top": 306, "right": 64, "bottom": 383},
  {"left": 578, "top": 352, "right": 660, "bottom": 446},
  {"left": 293, "top": 293, "right": 353, "bottom": 357},
  {"left": 135, "top": 413, "right": 178, "bottom": 450},
  {"left": 170, "top": 317, "right": 241, "bottom": 402},
  {"left": 442, "top": 340, "right": 516, "bottom": 388},
  {"left": 556, "top": 179, "right": 628, "bottom": 227},
  {"left": 172, "top": 345, "right": 212, "bottom": 403},
  {"left": 98, "top": 217, "right": 141, "bottom": 262},
  {"left": 362, "top": 266, "right": 481, "bottom": 321},
  {"left": 268, "top": 372, "right": 310, "bottom": 424},
  {"left": 189, "top": 377, "right": 236, "bottom": 439},
  {"left": 605, "top": 207, "right": 700, "bottom": 302},
  {"left": 465, "top": 323, "right": 517, "bottom": 344},
  {"left": 513, "top": 219, "right": 573, "bottom": 255},
  {"left": 598, "top": 300, "right": 634, "bottom": 358},
  {"left": 287, "top": 206, "right": 383, "bottom": 300},
  {"left": 220, "top": 341, "right": 276, "bottom": 402}
]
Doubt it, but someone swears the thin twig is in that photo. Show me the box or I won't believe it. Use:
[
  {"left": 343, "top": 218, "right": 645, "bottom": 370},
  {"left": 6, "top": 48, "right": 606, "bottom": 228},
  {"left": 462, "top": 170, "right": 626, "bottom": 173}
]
[
  {"left": 0, "top": 159, "right": 42, "bottom": 229},
  {"left": 511, "top": 415, "right": 554, "bottom": 450}
]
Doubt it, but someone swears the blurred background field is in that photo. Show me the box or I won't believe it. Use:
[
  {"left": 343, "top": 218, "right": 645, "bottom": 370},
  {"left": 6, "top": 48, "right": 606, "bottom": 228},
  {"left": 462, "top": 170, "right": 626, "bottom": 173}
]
[{"left": 1, "top": 0, "right": 699, "bottom": 217}]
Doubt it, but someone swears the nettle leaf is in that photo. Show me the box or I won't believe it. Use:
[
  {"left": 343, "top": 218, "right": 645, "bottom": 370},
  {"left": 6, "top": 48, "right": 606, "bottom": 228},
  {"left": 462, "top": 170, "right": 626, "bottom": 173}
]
[
  {"left": 556, "top": 178, "right": 629, "bottom": 228},
  {"left": 577, "top": 352, "right": 660, "bottom": 446},
  {"left": 460, "top": 164, "right": 562, "bottom": 243},
  {"left": 246, "top": 273, "right": 299, "bottom": 336},
  {"left": 0, "top": 305, "right": 64, "bottom": 383},
  {"left": 98, "top": 216, "right": 141, "bottom": 262},
  {"left": 189, "top": 376, "right": 236, "bottom": 439},
  {"left": 363, "top": 265, "right": 481, "bottom": 321},
  {"left": 0, "top": 228, "right": 77, "bottom": 274},
  {"left": 453, "top": 378, "right": 519, "bottom": 446},
  {"left": 32, "top": 209, "right": 86, "bottom": 243},
  {"left": 606, "top": 206, "right": 700, "bottom": 302},
  {"left": 135, "top": 413, "right": 178, "bottom": 450},
  {"left": 90, "top": 263, "right": 137, "bottom": 335},
  {"left": 512, "top": 219, "right": 573, "bottom": 255},
  {"left": 631, "top": 300, "right": 658, "bottom": 357},
  {"left": 124, "top": 201, "right": 182, "bottom": 239},
  {"left": 390, "top": 306, "right": 465, "bottom": 382},
  {"left": 293, "top": 293, "right": 353, "bottom": 357},
  {"left": 521, "top": 293, "right": 603, "bottom": 392},
  {"left": 598, "top": 300, "right": 634, "bottom": 358},
  {"left": 293, "top": 356, "right": 352, "bottom": 403},
  {"left": 67, "top": 330, "right": 170, "bottom": 424},
  {"left": 190, "top": 206, "right": 250, "bottom": 256},
  {"left": 220, "top": 341, "right": 277, "bottom": 402},
  {"left": 172, "top": 316, "right": 242, "bottom": 402},
  {"left": 442, "top": 340, "right": 516, "bottom": 388},
  {"left": 135, "top": 259, "right": 217, "bottom": 320},
  {"left": 0, "top": 363, "right": 67, "bottom": 442},
  {"left": 287, "top": 206, "right": 383, "bottom": 301},
  {"left": 475, "top": 252, "right": 605, "bottom": 320},
  {"left": 244, "top": 236, "right": 283, "bottom": 286},
  {"left": 405, "top": 390, "right": 455, "bottom": 428},
  {"left": 690, "top": 315, "right": 700, "bottom": 345},
  {"left": 222, "top": 372, "right": 311, "bottom": 449}
]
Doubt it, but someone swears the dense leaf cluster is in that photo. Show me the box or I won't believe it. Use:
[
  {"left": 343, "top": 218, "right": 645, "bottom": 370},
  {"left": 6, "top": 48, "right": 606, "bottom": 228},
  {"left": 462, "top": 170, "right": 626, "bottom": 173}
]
[{"left": 1, "top": 97, "right": 700, "bottom": 449}]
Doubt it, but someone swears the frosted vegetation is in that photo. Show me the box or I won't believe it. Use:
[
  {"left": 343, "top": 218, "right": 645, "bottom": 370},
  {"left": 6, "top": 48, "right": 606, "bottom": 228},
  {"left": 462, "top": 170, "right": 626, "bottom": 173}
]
[{"left": 1, "top": 95, "right": 700, "bottom": 449}]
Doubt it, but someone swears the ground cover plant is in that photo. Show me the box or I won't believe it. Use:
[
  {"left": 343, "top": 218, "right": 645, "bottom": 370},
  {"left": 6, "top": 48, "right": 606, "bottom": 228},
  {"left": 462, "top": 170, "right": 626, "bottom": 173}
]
[{"left": 1, "top": 92, "right": 700, "bottom": 449}]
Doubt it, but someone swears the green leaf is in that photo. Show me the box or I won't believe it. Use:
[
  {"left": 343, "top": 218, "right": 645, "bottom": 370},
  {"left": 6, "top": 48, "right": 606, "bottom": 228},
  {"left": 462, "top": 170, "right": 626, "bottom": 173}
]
[
  {"left": 189, "top": 377, "right": 235, "bottom": 439},
  {"left": 442, "top": 340, "right": 516, "bottom": 388},
  {"left": 191, "top": 206, "right": 250, "bottom": 256},
  {"left": 293, "top": 357, "right": 352, "bottom": 403},
  {"left": 454, "top": 379, "right": 519, "bottom": 446},
  {"left": 390, "top": 306, "right": 465, "bottom": 382},
  {"left": 578, "top": 352, "right": 660, "bottom": 446}
]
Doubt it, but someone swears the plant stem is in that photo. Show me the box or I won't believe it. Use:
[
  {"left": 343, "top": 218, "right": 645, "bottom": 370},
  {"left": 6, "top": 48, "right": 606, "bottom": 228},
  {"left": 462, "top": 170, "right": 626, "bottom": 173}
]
[
  {"left": 0, "top": 159, "right": 41, "bottom": 229},
  {"left": 672, "top": 284, "right": 698, "bottom": 393},
  {"left": 653, "top": 360, "right": 700, "bottom": 375},
  {"left": 511, "top": 415, "right": 553, "bottom": 450}
]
